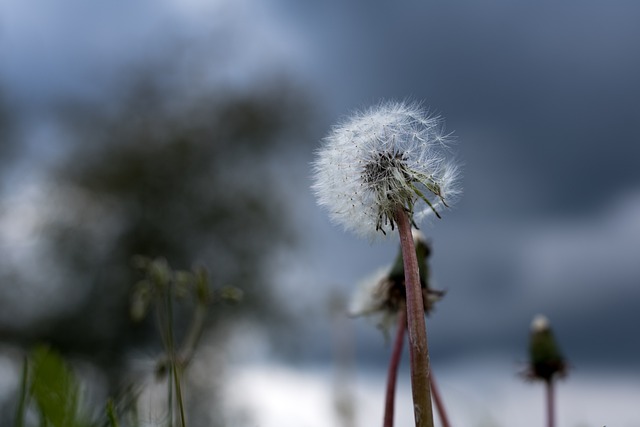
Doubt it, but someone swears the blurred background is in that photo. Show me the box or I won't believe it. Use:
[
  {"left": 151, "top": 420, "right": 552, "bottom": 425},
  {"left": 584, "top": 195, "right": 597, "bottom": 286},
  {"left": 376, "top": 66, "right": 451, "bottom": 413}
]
[{"left": 1, "top": 0, "right": 639, "bottom": 426}]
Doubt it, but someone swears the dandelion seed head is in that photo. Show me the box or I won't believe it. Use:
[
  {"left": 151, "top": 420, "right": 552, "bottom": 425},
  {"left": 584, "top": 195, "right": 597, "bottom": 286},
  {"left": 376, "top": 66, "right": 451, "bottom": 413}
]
[{"left": 312, "top": 100, "right": 461, "bottom": 239}]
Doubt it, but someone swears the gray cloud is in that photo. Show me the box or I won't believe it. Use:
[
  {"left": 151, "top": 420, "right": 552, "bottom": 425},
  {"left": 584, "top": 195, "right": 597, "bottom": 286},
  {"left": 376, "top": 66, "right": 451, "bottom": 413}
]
[{"left": 2, "top": 0, "right": 640, "bottom": 372}]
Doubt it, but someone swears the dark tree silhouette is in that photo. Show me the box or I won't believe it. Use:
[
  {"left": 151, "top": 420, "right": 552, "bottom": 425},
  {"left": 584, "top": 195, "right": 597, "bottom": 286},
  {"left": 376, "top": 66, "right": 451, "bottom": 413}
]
[{"left": 0, "top": 72, "right": 312, "bottom": 425}]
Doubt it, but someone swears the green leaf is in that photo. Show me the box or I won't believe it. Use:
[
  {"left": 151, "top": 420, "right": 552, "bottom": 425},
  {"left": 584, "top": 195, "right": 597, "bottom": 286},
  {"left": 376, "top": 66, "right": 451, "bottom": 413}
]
[
  {"left": 106, "top": 399, "right": 119, "bottom": 427},
  {"left": 30, "top": 346, "right": 89, "bottom": 427}
]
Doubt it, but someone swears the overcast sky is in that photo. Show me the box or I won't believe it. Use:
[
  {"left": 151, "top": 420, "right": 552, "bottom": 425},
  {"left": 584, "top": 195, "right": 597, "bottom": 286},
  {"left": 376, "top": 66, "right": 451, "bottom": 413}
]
[
  {"left": 1, "top": 0, "right": 640, "bottom": 384},
  {"left": 264, "top": 0, "right": 640, "bottom": 370}
]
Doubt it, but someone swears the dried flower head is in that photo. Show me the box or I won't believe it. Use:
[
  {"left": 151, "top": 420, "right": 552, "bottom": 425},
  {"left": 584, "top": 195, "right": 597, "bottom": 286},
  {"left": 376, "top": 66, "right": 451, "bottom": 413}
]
[
  {"left": 312, "top": 101, "right": 460, "bottom": 238},
  {"left": 349, "top": 230, "right": 445, "bottom": 336}
]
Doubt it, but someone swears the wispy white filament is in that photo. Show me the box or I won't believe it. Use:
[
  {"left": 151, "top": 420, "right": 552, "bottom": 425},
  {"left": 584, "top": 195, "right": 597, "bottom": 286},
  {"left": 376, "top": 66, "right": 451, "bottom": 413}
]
[{"left": 312, "top": 101, "right": 460, "bottom": 238}]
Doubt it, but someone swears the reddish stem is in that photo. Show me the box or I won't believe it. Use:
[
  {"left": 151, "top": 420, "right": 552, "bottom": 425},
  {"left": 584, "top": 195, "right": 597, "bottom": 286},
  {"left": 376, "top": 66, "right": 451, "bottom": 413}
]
[
  {"left": 546, "top": 379, "right": 555, "bottom": 427},
  {"left": 395, "top": 207, "right": 434, "bottom": 427},
  {"left": 430, "top": 370, "right": 451, "bottom": 427},
  {"left": 383, "top": 306, "right": 407, "bottom": 427}
]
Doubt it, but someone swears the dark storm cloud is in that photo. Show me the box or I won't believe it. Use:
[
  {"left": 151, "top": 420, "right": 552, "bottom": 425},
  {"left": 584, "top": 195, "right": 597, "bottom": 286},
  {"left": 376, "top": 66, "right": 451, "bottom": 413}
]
[
  {"left": 282, "top": 0, "right": 640, "bottom": 214},
  {"left": 1, "top": 0, "right": 639, "bottom": 371},
  {"left": 274, "top": 0, "right": 640, "bottom": 369}
]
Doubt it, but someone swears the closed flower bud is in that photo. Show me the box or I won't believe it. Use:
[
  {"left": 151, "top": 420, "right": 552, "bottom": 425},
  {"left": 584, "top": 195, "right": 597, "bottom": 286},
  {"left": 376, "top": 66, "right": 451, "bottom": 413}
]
[
  {"left": 527, "top": 314, "right": 568, "bottom": 381},
  {"left": 349, "top": 230, "right": 445, "bottom": 336}
]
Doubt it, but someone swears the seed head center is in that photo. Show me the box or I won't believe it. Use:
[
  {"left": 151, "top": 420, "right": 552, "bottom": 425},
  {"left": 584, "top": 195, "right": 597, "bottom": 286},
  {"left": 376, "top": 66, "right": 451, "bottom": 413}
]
[{"left": 363, "top": 151, "right": 409, "bottom": 186}]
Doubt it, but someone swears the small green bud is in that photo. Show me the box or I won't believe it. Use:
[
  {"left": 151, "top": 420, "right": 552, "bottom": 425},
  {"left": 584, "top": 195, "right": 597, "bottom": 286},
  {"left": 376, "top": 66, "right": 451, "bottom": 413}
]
[
  {"left": 527, "top": 314, "right": 567, "bottom": 381},
  {"left": 148, "top": 258, "right": 171, "bottom": 288},
  {"left": 130, "top": 280, "right": 153, "bottom": 321},
  {"left": 219, "top": 286, "right": 243, "bottom": 303},
  {"left": 173, "top": 270, "right": 194, "bottom": 298},
  {"left": 194, "top": 267, "right": 211, "bottom": 303}
]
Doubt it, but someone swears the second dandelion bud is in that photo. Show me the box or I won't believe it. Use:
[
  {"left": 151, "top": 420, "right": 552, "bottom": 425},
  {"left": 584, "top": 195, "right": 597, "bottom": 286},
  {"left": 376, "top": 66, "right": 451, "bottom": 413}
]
[{"left": 312, "top": 101, "right": 459, "bottom": 238}]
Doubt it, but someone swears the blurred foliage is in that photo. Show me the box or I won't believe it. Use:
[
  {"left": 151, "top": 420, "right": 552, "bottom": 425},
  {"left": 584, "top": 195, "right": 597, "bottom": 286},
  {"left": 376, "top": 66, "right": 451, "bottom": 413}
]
[
  {"left": 50, "top": 75, "right": 306, "bottom": 348},
  {"left": 129, "top": 256, "right": 243, "bottom": 426},
  {"left": 0, "top": 68, "right": 312, "bottom": 425},
  {"left": 13, "top": 346, "right": 92, "bottom": 427}
]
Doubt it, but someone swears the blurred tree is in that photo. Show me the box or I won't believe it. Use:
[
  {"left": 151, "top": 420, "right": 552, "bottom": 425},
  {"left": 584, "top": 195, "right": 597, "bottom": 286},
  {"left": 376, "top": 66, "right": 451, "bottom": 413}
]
[{"left": 1, "top": 72, "right": 312, "bottom": 426}]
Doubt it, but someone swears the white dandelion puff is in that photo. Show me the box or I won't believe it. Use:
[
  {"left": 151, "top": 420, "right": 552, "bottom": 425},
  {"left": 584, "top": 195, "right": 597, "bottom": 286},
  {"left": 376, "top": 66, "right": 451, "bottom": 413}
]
[{"left": 312, "top": 101, "right": 460, "bottom": 239}]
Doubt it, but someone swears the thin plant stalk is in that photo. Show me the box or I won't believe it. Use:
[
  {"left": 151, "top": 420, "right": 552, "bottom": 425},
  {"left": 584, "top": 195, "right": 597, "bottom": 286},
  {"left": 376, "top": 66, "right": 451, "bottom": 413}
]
[
  {"left": 172, "top": 364, "right": 187, "bottom": 427},
  {"left": 157, "top": 297, "right": 174, "bottom": 427},
  {"left": 178, "top": 301, "right": 207, "bottom": 367},
  {"left": 383, "top": 312, "right": 451, "bottom": 427},
  {"left": 383, "top": 305, "right": 407, "bottom": 427},
  {"left": 14, "top": 356, "right": 28, "bottom": 427},
  {"left": 156, "top": 282, "right": 187, "bottom": 427},
  {"left": 430, "top": 370, "right": 451, "bottom": 427},
  {"left": 395, "top": 207, "right": 434, "bottom": 427},
  {"left": 545, "top": 379, "right": 555, "bottom": 427},
  {"left": 165, "top": 283, "right": 187, "bottom": 427}
]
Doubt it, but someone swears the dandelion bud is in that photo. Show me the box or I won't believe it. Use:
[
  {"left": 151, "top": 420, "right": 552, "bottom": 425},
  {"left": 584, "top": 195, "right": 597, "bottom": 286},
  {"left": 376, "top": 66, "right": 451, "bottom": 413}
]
[
  {"left": 349, "top": 233, "right": 445, "bottom": 336},
  {"left": 527, "top": 314, "right": 568, "bottom": 381}
]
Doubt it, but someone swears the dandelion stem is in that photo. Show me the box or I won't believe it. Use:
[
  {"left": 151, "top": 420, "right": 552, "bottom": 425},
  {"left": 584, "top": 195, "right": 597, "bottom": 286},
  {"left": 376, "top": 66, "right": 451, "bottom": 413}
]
[
  {"left": 545, "top": 379, "right": 555, "bottom": 427},
  {"left": 395, "top": 207, "right": 434, "bottom": 427},
  {"left": 430, "top": 370, "right": 451, "bottom": 427},
  {"left": 383, "top": 304, "right": 407, "bottom": 427}
]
